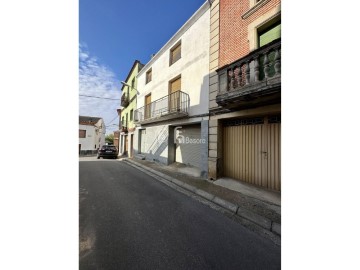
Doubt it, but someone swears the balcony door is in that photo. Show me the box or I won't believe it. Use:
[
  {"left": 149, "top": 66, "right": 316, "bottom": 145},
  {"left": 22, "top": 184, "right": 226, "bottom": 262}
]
[
  {"left": 169, "top": 76, "right": 181, "bottom": 113},
  {"left": 145, "top": 94, "right": 151, "bottom": 119},
  {"left": 257, "top": 18, "right": 281, "bottom": 80}
]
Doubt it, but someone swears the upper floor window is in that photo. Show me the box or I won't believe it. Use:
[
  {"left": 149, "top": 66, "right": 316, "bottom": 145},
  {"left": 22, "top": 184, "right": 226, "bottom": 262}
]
[
  {"left": 130, "top": 109, "right": 134, "bottom": 121},
  {"left": 131, "top": 78, "right": 135, "bottom": 89},
  {"left": 169, "top": 41, "right": 181, "bottom": 66},
  {"left": 79, "top": 129, "right": 86, "bottom": 138},
  {"left": 146, "top": 68, "right": 152, "bottom": 84},
  {"left": 257, "top": 17, "right": 281, "bottom": 47},
  {"left": 250, "top": 0, "right": 263, "bottom": 8}
]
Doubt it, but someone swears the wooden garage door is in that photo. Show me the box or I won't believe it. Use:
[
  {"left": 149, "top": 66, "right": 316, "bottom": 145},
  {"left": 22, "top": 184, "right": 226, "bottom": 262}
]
[
  {"left": 175, "top": 125, "right": 201, "bottom": 169},
  {"left": 223, "top": 116, "right": 281, "bottom": 191}
]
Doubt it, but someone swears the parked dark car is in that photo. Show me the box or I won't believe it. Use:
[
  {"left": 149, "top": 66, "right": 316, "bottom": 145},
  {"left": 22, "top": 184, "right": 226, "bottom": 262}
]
[{"left": 97, "top": 145, "right": 118, "bottom": 159}]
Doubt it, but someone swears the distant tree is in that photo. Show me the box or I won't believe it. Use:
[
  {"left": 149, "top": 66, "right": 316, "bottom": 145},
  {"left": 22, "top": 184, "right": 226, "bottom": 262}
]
[{"left": 105, "top": 134, "right": 114, "bottom": 144}]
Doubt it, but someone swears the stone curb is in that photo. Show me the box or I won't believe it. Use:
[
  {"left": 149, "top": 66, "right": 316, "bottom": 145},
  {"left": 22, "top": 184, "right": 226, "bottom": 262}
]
[
  {"left": 122, "top": 158, "right": 281, "bottom": 242},
  {"left": 236, "top": 207, "right": 272, "bottom": 230},
  {"left": 212, "top": 196, "right": 239, "bottom": 213}
]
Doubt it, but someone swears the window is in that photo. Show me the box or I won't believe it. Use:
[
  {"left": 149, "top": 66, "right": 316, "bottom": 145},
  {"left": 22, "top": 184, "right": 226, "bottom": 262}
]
[
  {"left": 126, "top": 113, "right": 128, "bottom": 127},
  {"left": 257, "top": 17, "right": 281, "bottom": 79},
  {"left": 130, "top": 109, "right": 133, "bottom": 121},
  {"left": 79, "top": 129, "right": 86, "bottom": 138},
  {"left": 146, "top": 68, "right": 152, "bottom": 84},
  {"left": 131, "top": 78, "right": 135, "bottom": 89},
  {"left": 169, "top": 76, "right": 181, "bottom": 93},
  {"left": 169, "top": 76, "right": 181, "bottom": 112},
  {"left": 257, "top": 17, "right": 281, "bottom": 47},
  {"left": 145, "top": 94, "right": 152, "bottom": 119},
  {"left": 170, "top": 41, "right": 181, "bottom": 66},
  {"left": 250, "top": 0, "right": 262, "bottom": 8},
  {"left": 122, "top": 116, "right": 124, "bottom": 125}
]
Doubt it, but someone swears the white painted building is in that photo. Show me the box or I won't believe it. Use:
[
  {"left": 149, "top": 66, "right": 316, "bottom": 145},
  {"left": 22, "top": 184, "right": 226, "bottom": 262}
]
[
  {"left": 133, "top": 2, "right": 210, "bottom": 178},
  {"left": 79, "top": 116, "right": 106, "bottom": 155}
]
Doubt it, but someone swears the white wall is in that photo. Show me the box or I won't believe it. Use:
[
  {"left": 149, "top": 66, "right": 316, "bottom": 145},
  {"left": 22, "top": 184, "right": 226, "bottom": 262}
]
[
  {"left": 136, "top": 3, "right": 210, "bottom": 116},
  {"left": 79, "top": 124, "right": 97, "bottom": 151},
  {"left": 79, "top": 119, "right": 105, "bottom": 151},
  {"left": 97, "top": 119, "right": 106, "bottom": 148},
  {"left": 137, "top": 125, "right": 169, "bottom": 164}
]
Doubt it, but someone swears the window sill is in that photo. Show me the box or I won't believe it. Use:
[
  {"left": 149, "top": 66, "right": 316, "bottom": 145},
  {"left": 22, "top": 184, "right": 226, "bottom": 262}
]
[
  {"left": 169, "top": 58, "right": 181, "bottom": 67},
  {"left": 242, "top": 0, "right": 271, "bottom": 19}
]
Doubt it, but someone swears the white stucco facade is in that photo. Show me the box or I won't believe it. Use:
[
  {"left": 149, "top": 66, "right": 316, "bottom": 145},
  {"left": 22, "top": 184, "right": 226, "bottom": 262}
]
[
  {"left": 136, "top": 3, "right": 210, "bottom": 115},
  {"left": 79, "top": 117, "right": 105, "bottom": 154},
  {"left": 133, "top": 2, "right": 210, "bottom": 178}
]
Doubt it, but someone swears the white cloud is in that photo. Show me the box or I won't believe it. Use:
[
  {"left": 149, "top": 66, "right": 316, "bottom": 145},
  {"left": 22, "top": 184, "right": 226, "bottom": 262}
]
[{"left": 79, "top": 43, "right": 121, "bottom": 135}]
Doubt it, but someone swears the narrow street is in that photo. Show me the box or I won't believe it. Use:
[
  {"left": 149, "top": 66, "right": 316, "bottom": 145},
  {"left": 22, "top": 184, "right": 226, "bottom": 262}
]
[{"left": 79, "top": 159, "right": 280, "bottom": 270}]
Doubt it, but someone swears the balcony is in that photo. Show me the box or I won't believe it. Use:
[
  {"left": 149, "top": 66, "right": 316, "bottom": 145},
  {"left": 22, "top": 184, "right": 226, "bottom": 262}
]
[
  {"left": 121, "top": 93, "right": 129, "bottom": 107},
  {"left": 121, "top": 126, "right": 128, "bottom": 133},
  {"left": 134, "top": 91, "right": 190, "bottom": 124},
  {"left": 216, "top": 38, "right": 281, "bottom": 109}
]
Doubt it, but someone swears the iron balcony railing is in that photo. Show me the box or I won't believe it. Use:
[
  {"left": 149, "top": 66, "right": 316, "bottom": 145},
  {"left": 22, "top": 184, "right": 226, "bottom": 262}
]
[
  {"left": 217, "top": 38, "right": 281, "bottom": 93},
  {"left": 134, "top": 90, "right": 190, "bottom": 123}
]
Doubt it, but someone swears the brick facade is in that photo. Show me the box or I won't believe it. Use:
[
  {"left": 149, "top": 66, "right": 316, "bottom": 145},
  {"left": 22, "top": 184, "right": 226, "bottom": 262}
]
[
  {"left": 219, "top": 0, "right": 281, "bottom": 67},
  {"left": 208, "top": 0, "right": 281, "bottom": 181}
]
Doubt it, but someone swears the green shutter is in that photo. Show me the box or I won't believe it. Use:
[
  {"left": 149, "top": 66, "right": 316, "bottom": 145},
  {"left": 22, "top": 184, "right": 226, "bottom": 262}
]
[{"left": 259, "top": 23, "right": 281, "bottom": 47}]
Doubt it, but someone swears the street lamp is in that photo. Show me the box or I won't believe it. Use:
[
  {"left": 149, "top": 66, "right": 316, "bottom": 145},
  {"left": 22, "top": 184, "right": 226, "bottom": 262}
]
[{"left": 121, "top": 81, "right": 140, "bottom": 95}]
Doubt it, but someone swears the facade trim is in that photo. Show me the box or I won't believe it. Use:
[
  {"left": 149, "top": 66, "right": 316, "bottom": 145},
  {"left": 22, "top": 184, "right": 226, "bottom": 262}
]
[{"left": 242, "top": 0, "right": 272, "bottom": 19}]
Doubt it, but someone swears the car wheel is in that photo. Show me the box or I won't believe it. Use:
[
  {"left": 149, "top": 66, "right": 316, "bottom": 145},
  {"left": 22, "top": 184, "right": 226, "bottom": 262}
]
[{"left": 97, "top": 156, "right": 100, "bottom": 159}]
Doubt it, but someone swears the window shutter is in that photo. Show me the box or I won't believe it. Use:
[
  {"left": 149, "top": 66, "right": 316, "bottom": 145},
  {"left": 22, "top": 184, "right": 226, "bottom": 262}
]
[{"left": 170, "top": 77, "right": 181, "bottom": 93}]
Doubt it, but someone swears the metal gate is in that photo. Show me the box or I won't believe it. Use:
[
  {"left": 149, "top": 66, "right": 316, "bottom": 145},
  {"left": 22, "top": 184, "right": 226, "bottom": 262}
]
[
  {"left": 223, "top": 116, "right": 281, "bottom": 191},
  {"left": 175, "top": 125, "right": 201, "bottom": 169}
]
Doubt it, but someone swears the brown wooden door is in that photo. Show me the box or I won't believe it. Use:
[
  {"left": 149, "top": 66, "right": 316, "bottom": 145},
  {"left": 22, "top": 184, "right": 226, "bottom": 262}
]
[
  {"left": 169, "top": 77, "right": 181, "bottom": 112},
  {"left": 145, "top": 94, "right": 151, "bottom": 119}
]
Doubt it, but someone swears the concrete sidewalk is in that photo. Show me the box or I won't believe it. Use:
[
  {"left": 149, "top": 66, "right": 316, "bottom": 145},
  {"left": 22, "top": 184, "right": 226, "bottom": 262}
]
[{"left": 121, "top": 157, "right": 281, "bottom": 245}]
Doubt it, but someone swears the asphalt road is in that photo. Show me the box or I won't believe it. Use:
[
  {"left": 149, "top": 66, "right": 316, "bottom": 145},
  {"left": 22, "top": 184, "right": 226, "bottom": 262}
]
[{"left": 79, "top": 159, "right": 281, "bottom": 270}]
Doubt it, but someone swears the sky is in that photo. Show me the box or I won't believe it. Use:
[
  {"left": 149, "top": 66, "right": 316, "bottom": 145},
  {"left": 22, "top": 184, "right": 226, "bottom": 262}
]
[{"left": 79, "top": 0, "right": 206, "bottom": 134}]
